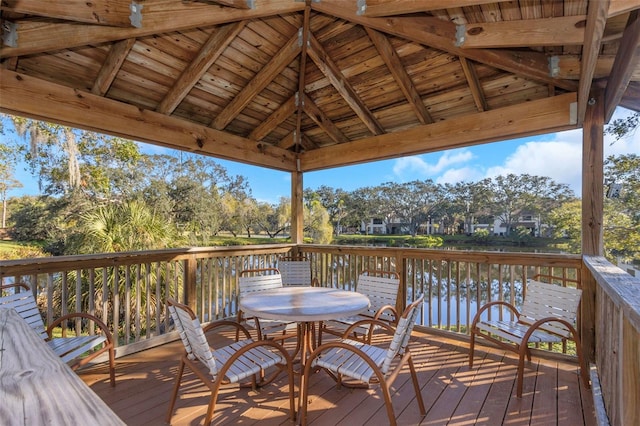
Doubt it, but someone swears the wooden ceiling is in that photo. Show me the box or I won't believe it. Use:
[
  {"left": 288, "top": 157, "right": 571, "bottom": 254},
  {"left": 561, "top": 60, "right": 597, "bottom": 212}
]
[{"left": 1, "top": 0, "right": 639, "bottom": 173}]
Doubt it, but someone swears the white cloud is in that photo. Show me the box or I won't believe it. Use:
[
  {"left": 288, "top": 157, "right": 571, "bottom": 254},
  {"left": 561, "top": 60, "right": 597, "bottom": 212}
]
[
  {"left": 485, "top": 137, "right": 583, "bottom": 195},
  {"left": 436, "top": 167, "right": 484, "bottom": 185},
  {"left": 392, "top": 149, "right": 474, "bottom": 180}
]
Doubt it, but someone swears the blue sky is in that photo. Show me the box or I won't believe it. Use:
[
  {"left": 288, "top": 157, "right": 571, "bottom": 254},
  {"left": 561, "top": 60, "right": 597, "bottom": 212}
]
[{"left": 5, "top": 107, "right": 639, "bottom": 204}]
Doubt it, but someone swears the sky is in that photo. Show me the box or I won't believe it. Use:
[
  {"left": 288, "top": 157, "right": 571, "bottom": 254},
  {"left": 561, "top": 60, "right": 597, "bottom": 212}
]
[{"left": 5, "top": 107, "right": 639, "bottom": 204}]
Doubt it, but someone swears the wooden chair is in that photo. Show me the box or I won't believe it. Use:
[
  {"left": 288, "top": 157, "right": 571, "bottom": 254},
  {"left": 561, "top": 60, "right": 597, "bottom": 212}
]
[
  {"left": 300, "top": 295, "right": 426, "bottom": 426},
  {"left": 166, "top": 298, "right": 296, "bottom": 424},
  {"left": 319, "top": 270, "right": 400, "bottom": 344},
  {"left": 278, "top": 255, "right": 319, "bottom": 287},
  {"left": 237, "top": 268, "right": 297, "bottom": 340},
  {"left": 469, "top": 279, "right": 590, "bottom": 397},
  {"left": 0, "top": 282, "right": 116, "bottom": 386}
]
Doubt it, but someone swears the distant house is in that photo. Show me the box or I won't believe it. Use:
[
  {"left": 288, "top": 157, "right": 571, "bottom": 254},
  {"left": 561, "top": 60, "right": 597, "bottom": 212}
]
[
  {"left": 493, "top": 213, "right": 543, "bottom": 236},
  {"left": 360, "top": 217, "right": 411, "bottom": 235}
]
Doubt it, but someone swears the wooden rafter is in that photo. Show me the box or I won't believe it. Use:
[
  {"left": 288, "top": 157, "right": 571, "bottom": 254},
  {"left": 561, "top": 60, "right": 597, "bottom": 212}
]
[
  {"left": 0, "top": 0, "right": 304, "bottom": 58},
  {"left": 0, "top": 0, "right": 138, "bottom": 27},
  {"left": 311, "top": 1, "right": 578, "bottom": 92},
  {"left": 295, "top": 3, "right": 312, "bottom": 151},
  {"left": 577, "top": 0, "right": 610, "bottom": 125},
  {"left": 459, "top": 57, "right": 488, "bottom": 112},
  {"left": 248, "top": 94, "right": 298, "bottom": 141},
  {"left": 195, "top": 0, "right": 252, "bottom": 9},
  {"left": 604, "top": 11, "right": 640, "bottom": 122},
  {"left": 91, "top": 38, "right": 136, "bottom": 96},
  {"left": 609, "top": 0, "right": 640, "bottom": 18},
  {"left": 620, "top": 81, "right": 640, "bottom": 112},
  {"left": 552, "top": 55, "right": 640, "bottom": 81},
  {"left": 157, "top": 21, "right": 245, "bottom": 115},
  {"left": 302, "top": 94, "right": 349, "bottom": 144},
  {"left": 459, "top": 15, "right": 586, "bottom": 48},
  {"left": 0, "top": 69, "right": 297, "bottom": 171},
  {"left": 365, "top": 27, "right": 433, "bottom": 125},
  {"left": 299, "top": 93, "right": 578, "bottom": 171},
  {"left": 211, "top": 31, "right": 302, "bottom": 130},
  {"left": 307, "top": 34, "right": 384, "bottom": 136},
  {"left": 359, "top": 0, "right": 509, "bottom": 17}
]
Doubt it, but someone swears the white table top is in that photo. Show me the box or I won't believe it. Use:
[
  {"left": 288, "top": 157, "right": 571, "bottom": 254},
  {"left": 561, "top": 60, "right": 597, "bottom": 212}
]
[{"left": 239, "top": 286, "right": 370, "bottom": 322}]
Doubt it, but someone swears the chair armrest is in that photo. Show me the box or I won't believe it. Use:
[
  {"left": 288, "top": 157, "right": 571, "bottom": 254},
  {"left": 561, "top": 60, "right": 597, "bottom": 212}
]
[
  {"left": 470, "top": 301, "right": 520, "bottom": 329},
  {"left": 521, "top": 316, "right": 578, "bottom": 341},
  {"left": 372, "top": 305, "right": 398, "bottom": 325},
  {"left": 47, "top": 313, "right": 114, "bottom": 344},
  {"left": 342, "top": 318, "right": 395, "bottom": 340},
  {"left": 203, "top": 320, "right": 252, "bottom": 340}
]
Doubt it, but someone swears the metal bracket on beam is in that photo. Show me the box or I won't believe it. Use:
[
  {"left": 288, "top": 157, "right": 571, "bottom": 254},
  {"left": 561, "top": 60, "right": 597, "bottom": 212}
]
[
  {"left": 295, "top": 91, "right": 300, "bottom": 107},
  {"left": 246, "top": 0, "right": 255, "bottom": 9},
  {"left": 455, "top": 25, "right": 466, "bottom": 47},
  {"left": 129, "top": 2, "right": 143, "bottom": 28},
  {"left": 2, "top": 21, "right": 18, "bottom": 48},
  {"left": 357, "top": 0, "right": 366, "bottom": 16},
  {"left": 548, "top": 56, "right": 560, "bottom": 77},
  {"left": 570, "top": 102, "right": 577, "bottom": 125},
  {"left": 298, "top": 27, "right": 303, "bottom": 47}
]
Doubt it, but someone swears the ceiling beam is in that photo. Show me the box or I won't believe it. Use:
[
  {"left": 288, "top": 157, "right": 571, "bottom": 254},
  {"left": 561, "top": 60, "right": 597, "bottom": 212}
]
[
  {"left": 307, "top": 33, "right": 385, "bottom": 136},
  {"left": 365, "top": 27, "right": 433, "bottom": 124},
  {"left": 312, "top": 1, "right": 578, "bottom": 92},
  {"left": 0, "top": 0, "right": 304, "bottom": 58},
  {"left": 299, "top": 92, "right": 578, "bottom": 171},
  {"left": 604, "top": 11, "right": 640, "bottom": 122},
  {"left": 91, "top": 38, "right": 136, "bottom": 96},
  {"left": 551, "top": 55, "right": 640, "bottom": 81},
  {"left": 359, "top": 0, "right": 510, "bottom": 17},
  {"left": 294, "top": 4, "right": 312, "bottom": 151},
  {"left": 458, "top": 15, "right": 586, "bottom": 48},
  {"left": 302, "top": 94, "right": 349, "bottom": 144},
  {"left": 459, "top": 57, "right": 488, "bottom": 112},
  {"left": 608, "top": 0, "right": 640, "bottom": 18},
  {"left": 248, "top": 94, "right": 298, "bottom": 141},
  {"left": 577, "top": 0, "right": 610, "bottom": 125},
  {"left": 0, "top": 69, "right": 297, "bottom": 171},
  {"left": 620, "top": 81, "right": 640, "bottom": 112},
  {"left": 157, "top": 21, "right": 245, "bottom": 115},
  {"left": 211, "top": 31, "right": 301, "bottom": 130},
  {"left": 0, "top": 0, "right": 138, "bottom": 27}
]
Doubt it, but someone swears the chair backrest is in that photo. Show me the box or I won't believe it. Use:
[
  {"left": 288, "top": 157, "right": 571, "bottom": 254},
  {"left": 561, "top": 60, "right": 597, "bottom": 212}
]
[
  {"left": 279, "top": 257, "right": 312, "bottom": 287},
  {"left": 0, "top": 283, "right": 48, "bottom": 340},
  {"left": 356, "top": 270, "right": 400, "bottom": 321},
  {"left": 381, "top": 295, "right": 424, "bottom": 374},
  {"left": 518, "top": 280, "right": 582, "bottom": 338},
  {"left": 238, "top": 268, "right": 283, "bottom": 298},
  {"left": 167, "top": 298, "right": 218, "bottom": 378}
]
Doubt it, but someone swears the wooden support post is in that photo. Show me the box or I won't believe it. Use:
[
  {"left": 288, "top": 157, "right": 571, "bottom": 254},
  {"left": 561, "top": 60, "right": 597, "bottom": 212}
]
[
  {"left": 291, "top": 170, "right": 304, "bottom": 245},
  {"left": 184, "top": 255, "right": 197, "bottom": 311},
  {"left": 581, "top": 89, "right": 604, "bottom": 363}
]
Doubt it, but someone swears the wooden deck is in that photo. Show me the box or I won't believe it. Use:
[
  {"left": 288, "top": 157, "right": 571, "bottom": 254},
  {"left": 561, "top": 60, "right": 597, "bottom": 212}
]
[{"left": 79, "top": 329, "right": 596, "bottom": 425}]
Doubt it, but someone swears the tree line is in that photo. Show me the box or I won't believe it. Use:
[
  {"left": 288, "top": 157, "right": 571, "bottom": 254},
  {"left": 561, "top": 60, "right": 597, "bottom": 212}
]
[{"left": 1, "top": 115, "right": 638, "bottom": 264}]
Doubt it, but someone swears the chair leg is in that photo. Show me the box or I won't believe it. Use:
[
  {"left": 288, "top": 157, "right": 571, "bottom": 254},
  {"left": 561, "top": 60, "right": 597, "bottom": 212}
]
[
  {"left": 516, "top": 344, "right": 528, "bottom": 398},
  {"left": 108, "top": 344, "right": 116, "bottom": 387},
  {"left": 166, "top": 359, "right": 186, "bottom": 423},
  {"left": 469, "top": 330, "right": 476, "bottom": 368},
  {"left": 382, "top": 381, "right": 397, "bottom": 426},
  {"left": 408, "top": 354, "right": 426, "bottom": 416},
  {"left": 204, "top": 384, "right": 222, "bottom": 425}
]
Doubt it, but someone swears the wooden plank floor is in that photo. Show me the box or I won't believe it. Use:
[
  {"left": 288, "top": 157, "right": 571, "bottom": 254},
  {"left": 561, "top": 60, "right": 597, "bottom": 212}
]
[{"left": 80, "top": 329, "right": 596, "bottom": 425}]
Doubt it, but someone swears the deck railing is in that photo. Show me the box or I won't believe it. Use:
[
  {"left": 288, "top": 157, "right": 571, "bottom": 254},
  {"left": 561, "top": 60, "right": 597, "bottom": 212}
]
[
  {"left": 583, "top": 256, "right": 640, "bottom": 426},
  {"left": 1, "top": 244, "right": 583, "bottom": 355}
]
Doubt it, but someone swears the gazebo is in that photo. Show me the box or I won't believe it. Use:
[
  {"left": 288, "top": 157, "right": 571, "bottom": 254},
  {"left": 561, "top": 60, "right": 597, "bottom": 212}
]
[{"left": 1, "top": 1, "right": 639, "bottom": 425}]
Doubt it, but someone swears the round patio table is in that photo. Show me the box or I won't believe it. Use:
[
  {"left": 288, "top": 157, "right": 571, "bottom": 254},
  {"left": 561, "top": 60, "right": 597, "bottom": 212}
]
[{"left": 239, "top": 286, "right": 370, "bottom": 410}]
